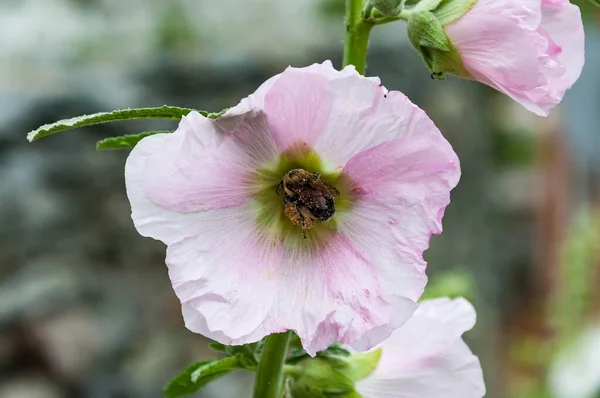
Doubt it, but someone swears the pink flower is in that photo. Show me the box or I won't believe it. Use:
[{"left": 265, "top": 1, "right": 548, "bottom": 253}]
[
  {"left": 355, "top": 298, "right": 486, "bottom": 398},
  {"left": 125, "top": 61, "right": 460, "bottom": 355},
  {"left": 445, "top": 0, "right": 585, "bottom": 116}
]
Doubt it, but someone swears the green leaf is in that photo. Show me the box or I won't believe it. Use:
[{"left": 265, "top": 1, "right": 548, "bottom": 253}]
[
  {"left": 163, "top": 357, "right": 240, "bottom": 398},
  {"left": 208, "top": 342, "right": 227, "bottom": 353},
  {"left": 225, "top": 343, "right": 259, "bottom": 369},
  {"left": 27, "top": 105, "right": 212, "bottom": 142},
  {"left": 96, "top": 131, "right": 170, "bottom": 150},
  {"left": 587, "top": 0, "right": 599, "bottom": 6},
  {"left": 321, "top": 343, "right": 351, "bottom": 358},
  {"left": 286, "top": 343, "right": 351, "bottom": 365}
]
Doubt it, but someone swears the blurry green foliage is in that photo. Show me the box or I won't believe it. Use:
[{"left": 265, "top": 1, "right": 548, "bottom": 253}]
[
  {"left": 507, "top": 211, "right": 600, "bottom": 398},
  {"left": 491, "top": 128, "right": 536, "bottom": 167},
  {"left": 318, "top": 0, "right": 345, "bottom": 19},
  {"left": 573, "top": 0, "right": 599, "bottom": 22},
  {"left": 552, "top": 211, "right": 600, "bottom": 347},
  {"left": 156, "top": 3, "right": 199, "bottom": 53},
  {"left": 421, "top": 269, "right": 475, "bottom": 301}
]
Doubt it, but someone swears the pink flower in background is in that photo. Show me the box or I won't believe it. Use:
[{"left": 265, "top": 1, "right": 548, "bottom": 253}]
[
  {"left": 445, "top": 0, "right": 585, "bottom": 116},
  {"left": 125, "top": 61, "right": 460, "bottom": 355},
  {"left": 355, "top": 298, "right": 486, "bottom": 398}
]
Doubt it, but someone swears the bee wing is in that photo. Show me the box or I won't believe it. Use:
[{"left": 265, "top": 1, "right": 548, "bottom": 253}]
[{"left": 310, "top": 179, "right": 340, "bottom": 198}]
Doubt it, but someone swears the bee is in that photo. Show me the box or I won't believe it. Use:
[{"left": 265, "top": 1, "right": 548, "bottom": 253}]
[{"left": 276, "top": 169, "right": 340, "bottom": 239}]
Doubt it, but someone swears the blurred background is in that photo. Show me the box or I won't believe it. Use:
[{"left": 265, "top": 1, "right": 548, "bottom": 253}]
[{"left": 1, "top": 0, "right": 599, "bottom": 397}]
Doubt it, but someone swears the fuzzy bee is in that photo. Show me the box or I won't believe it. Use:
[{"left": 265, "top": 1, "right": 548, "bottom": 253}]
[{"left": 276, "top": 169, "right": 340, "bottom": 239}]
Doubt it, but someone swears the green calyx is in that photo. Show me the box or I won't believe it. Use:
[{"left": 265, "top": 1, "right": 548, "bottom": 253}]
[
  {"left": 286, "top": 349, "right": 382, "bottom": 398},
  {"left": 369, "top": 0, "right": 405, "bottom": 16},
  {"left": 406, "top": 10, "right": 469, "bottom": 79},
  {"left": 253, "top": 147, "right": 354, "bottom": 245},
  {"left": 431, "top": 0, "right": 478, "bottom": 26}
]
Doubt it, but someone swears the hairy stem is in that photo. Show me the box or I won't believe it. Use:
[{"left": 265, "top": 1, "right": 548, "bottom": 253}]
[
  {"left": 252, "top": 332, "right": 292, "bottom": 398},
  {"left": 342, "top": 0, "right": 374, "bottom": 75}
]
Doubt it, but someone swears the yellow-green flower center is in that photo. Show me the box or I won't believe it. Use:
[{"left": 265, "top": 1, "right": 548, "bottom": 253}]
[{"left": 253, "top": 145, "right": 354, "bottom": 245}]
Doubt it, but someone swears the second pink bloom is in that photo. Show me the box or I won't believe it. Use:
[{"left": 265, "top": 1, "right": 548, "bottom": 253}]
[{"left": 445, "top": 0, "right": 585, "bottom": 116}]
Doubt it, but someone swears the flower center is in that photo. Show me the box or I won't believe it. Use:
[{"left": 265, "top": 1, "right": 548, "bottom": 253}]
[
  {"left": 277, "top": 168, "right": 340, "bottom": 239},
  {"left": 252, "top": 144, "right": 354, "bottom": 244}
]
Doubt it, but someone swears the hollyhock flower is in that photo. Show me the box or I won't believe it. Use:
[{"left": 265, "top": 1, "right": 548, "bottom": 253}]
[
  {"left": 125, "top": 61, "right": 460, "bottom": 355},
  {"left": 355, "top": 298, "right": 486, "bottom": 398},
  {"left": 409, "top": 0, "right": 585, "bottom": 116}
]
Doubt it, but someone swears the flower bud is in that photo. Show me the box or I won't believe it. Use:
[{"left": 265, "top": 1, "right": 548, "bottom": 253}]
[
  {"left": 406, "top": 10, "right": 468, "bottom": 80},
  {"left": 369, "top": 0, "right": 404, "bottom": 16},
  {"left": 288, "top": 349, "right": 382, "bottom": 398},
  {"left": 407, "top": 0, "right": 585, "bottom": 116}
]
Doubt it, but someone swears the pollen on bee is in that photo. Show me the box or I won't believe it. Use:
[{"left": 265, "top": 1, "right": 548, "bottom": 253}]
[{"left": 284, "top": 202, "right": 314, "bottom": 229}]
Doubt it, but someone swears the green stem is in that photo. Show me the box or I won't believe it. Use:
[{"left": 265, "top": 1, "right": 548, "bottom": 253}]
[
  {"left": 342, "top": 0, "right": 374, "bottom": 75},
  {"left": 252, "top": 332, "right": 292, "bottom": 398}
]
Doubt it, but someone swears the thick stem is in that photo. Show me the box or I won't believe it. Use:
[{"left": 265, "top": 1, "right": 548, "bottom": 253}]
[
  {"left": 252, "top": 332, "right": 292, "bottom": 398},
  {"left": 342, "top": 0, "right": 374, "bottom": 75}
]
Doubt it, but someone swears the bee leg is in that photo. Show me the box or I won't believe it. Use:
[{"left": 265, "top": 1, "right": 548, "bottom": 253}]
[
  {"left": 276, "top": 181, "right": 283, "bottom": 195},
  {"left": 295, "top": 205, "right": 308, "bottom": 239}
]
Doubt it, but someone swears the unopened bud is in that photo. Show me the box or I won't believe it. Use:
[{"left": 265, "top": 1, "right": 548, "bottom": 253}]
[
  {"left": 287, "top": 348, "right": 382, "bottom": 398},
  {"left": 406, "top": 10, "right": 468, "bottom": 79}
]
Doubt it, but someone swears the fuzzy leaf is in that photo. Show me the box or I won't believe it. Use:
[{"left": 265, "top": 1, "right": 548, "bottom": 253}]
[
  {"left": 27, "top": 105, "right": 208, "bottom": 142},
  {"left": 163, "top": 357, "right": 240, "bottom": 398},
  {"left": 96, "top": 131, "right": 170, "bottom": 150}
]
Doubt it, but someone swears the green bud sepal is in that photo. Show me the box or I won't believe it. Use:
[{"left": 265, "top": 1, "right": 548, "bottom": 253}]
[
  {"left": 406, "top": 10, "right": 468, "bottom": 79},
  {"left": 285, "top": 348, "right": 382, "bottom": 398},
  {"left": 368, "top": 0, "right": 405, "bottom": 16}
]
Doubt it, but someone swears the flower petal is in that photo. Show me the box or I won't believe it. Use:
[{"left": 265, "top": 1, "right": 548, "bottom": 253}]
[
  {"left": 445, "top": 0, "right": 584, "bottom": 116},
  {"left": 143, "top": 110, "right": 279, "bottom": 213},
  {"left": 314, "top": 83, "right": 453, "bottom": 171},
  {"left": 274, "top": 232, "right": 409, "bottom": 356},
  {"left": 339, "top": 131, "right": 459, "bottom": 308},
  {"left": 126, "top": 132, "right": 211, "bottom": 245},
  {"left": 540, "top": 0, "right": 585, "bottom": 87},
  {"left": 357, "top": 340, "right": 485, "bottom": 398},
  {"left": 356, "top": 298, "right": 485, "bottom": 398},
  {"left": 467, "top": 0, "right": 542, "bottom": 29},
  {"left": 263, "top": 68, "right": 334, "bottom": 153},
  {"left": 167, "top": 203, "right": 284, "bottom": 343},
  {"left": 447, "top": 13, "right": 541, "bottom": 91}
]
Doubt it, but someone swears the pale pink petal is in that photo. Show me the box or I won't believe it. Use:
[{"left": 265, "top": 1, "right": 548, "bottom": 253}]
[
  {"left": 315, "top": 87, "right": 450, "bottom": 170},
  {"left": 337, "top": 133, "right": 458, "bottom": 339},
  {"left": 445, "top": 0, "right": 584, "bottom": 116},
  {"left": 220, "top": 60, "right": 351, "bottom": 121},
  {"left": 357, "top": 340, "right": 485, "bottom": 398},
  {"left": 167, "top": 204, "right": 283, "bottom": 343},
  {"left": 179, "top": 228, "right": 418, "bottom": 354},
  {"left": 263, "top": 68, "right": 333, "bottom": 153},
  {"left": 540, "top": 0, "right": 585, "bottom": 87},
  {"left": 337, "top": 130, "right": 459, "bottom": 349},
  {"left": 351, "top": 295, "right": 419, "bottom": 352},
  {"left": 447, "top": 14, "right": 541, "bottom": 90},
  {"left": 144, "top": 110, "right": 278, "bottom": 213},
  {"left": 126, "top": 132, "right": 212, "bottom": 245},
  {"left": 272, "top": 232, "right": 413, "bottom": 355},
  {"left": 356, "top": 298, "right": 485, "bottom": 398},
  {"left": 466, "top": 0, "right": 541, "bottom": 29}
]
